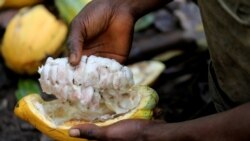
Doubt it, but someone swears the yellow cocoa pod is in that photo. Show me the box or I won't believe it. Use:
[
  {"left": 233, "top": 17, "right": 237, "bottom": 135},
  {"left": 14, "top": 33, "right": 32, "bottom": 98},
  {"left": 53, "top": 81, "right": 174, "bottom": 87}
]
[
  {"left": 0, "top": 0, "right": 40, "bottom": 8},
  {"left": 14, "top": 86, "right": 158, "bottom": 141},
  {"left": 1, "top": 5, "right": 67, "bottom": 74}
]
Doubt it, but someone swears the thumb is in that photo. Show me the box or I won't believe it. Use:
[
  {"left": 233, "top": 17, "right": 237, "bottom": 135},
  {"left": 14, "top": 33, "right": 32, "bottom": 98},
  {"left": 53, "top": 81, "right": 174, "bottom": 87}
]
[
  {"left": 69, "top": 124, "right": 106, "bottom": 140},
  {"left": 67, "top": 19, "right": 84, "bottom": 66}
]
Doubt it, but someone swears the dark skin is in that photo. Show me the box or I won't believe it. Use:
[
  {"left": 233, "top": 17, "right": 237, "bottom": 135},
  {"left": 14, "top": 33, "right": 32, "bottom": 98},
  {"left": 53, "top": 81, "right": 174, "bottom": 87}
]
[
  {"left": 68, "top": 0, "right": 167, "bottom": 65},
  {"left": 68, "top": 0, "right": 250, "bottom": 140}
]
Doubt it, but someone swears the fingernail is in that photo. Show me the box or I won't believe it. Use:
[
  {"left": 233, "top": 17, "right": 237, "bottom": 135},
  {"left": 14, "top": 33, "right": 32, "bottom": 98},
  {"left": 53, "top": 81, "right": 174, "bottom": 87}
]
[
  {"left": 69, "top": 129, "right": 80, "bottom": 137},
  {"left": 70, "top": 54, "right": 76, "bottom": 62}
]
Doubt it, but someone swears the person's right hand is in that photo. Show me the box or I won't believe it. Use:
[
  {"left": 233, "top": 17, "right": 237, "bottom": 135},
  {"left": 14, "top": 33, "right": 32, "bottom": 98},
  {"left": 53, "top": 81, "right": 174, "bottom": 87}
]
[
  {"left": 67, "top": 0, "right": 169, "bottom": 65},
  {"left": 68, "top": 0, "right": 136, "bottom": 65}
]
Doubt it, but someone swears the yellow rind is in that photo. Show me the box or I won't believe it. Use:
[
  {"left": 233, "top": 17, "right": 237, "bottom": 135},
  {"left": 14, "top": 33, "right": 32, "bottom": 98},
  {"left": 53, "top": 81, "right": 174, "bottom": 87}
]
[
  {"left": 1, "top": 5, "right": 67, "bottom": 74},
  {"left": 0, "top": 0, "right": 4, "bottom": 7},
  {"left": 0, "top": 0, "right": 40, "bottom": 8},
  {"left": 14, "top": 86, "right": 158, "bottom": 141}
]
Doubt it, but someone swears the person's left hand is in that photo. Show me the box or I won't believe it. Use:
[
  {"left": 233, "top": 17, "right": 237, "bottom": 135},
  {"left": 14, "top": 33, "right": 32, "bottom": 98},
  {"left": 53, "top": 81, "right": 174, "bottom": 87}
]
[{"left": 69, "top": 119, "right": 164, "bottom": 141}]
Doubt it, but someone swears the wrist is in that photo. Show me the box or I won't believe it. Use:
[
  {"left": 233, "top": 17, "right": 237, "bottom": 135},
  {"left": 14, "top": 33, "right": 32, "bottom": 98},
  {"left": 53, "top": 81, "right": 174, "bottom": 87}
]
[
  {"left": 142, "top": 120, "right": 165, "bottom": 141},
  {"left": 142, "top": 120, "right": 197, "bottom": 141},
  {"left": 118, "top": 0, "right": 173, "bottom": 20}
]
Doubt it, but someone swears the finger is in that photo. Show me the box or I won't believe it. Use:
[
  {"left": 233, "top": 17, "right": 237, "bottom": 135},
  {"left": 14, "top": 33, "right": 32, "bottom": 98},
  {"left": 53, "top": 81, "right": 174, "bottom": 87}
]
[
  {"left": 83, "top": 47, "right": 127, "bottom": 64},
  {"left": 67, "top": 19, "right": 84, "bottom": 66},
  {"left": 88, "top": 51, "right": 127, "bottom": 64},
  {"left": 69, "top": 124, "right": 106, "bottom": 140}
]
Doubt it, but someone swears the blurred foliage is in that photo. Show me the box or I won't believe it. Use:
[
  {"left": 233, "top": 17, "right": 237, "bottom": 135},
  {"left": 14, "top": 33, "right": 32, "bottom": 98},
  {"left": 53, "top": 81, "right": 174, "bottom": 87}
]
[
  {"left": 15, "top": 79, "right": 41, "bottom": 101},
  {"left": 135, "top": 14, "right": 155, "bottom": 32}
]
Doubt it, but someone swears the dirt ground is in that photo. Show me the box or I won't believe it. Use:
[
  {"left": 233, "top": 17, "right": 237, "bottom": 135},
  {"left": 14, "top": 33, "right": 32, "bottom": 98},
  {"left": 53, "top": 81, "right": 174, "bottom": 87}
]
[{"left": 0, "top": 62, "right": 41, "bottom": 141}]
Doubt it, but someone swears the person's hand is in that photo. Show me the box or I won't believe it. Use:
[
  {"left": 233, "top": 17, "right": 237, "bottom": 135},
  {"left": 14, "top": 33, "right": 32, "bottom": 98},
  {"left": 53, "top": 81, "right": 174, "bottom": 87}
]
[
  {"left": 69, "top": 119, "right": 165, "bottom": 141},
  {"left": 67, "top": 0, "right": 170, "bottom": 65},
  {"left": 68, "top": 0, "right": 136, "bottom": 65}
]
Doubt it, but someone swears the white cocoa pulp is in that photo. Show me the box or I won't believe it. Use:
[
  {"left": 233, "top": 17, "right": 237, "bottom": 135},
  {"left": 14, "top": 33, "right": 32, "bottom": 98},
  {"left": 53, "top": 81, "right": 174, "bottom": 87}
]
[{"left": 38, "top": 56, "right": 140, "bottom": 122}]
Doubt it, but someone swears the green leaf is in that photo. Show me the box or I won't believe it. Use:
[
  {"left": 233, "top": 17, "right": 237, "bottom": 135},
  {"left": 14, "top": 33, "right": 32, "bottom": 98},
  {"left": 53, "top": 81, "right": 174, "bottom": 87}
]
[
  {"left": 15, "top": 79, "right": 41, "bottom": 101},
  {"left": 135, "top": 13, "right": 154, "bottom": 32}
]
